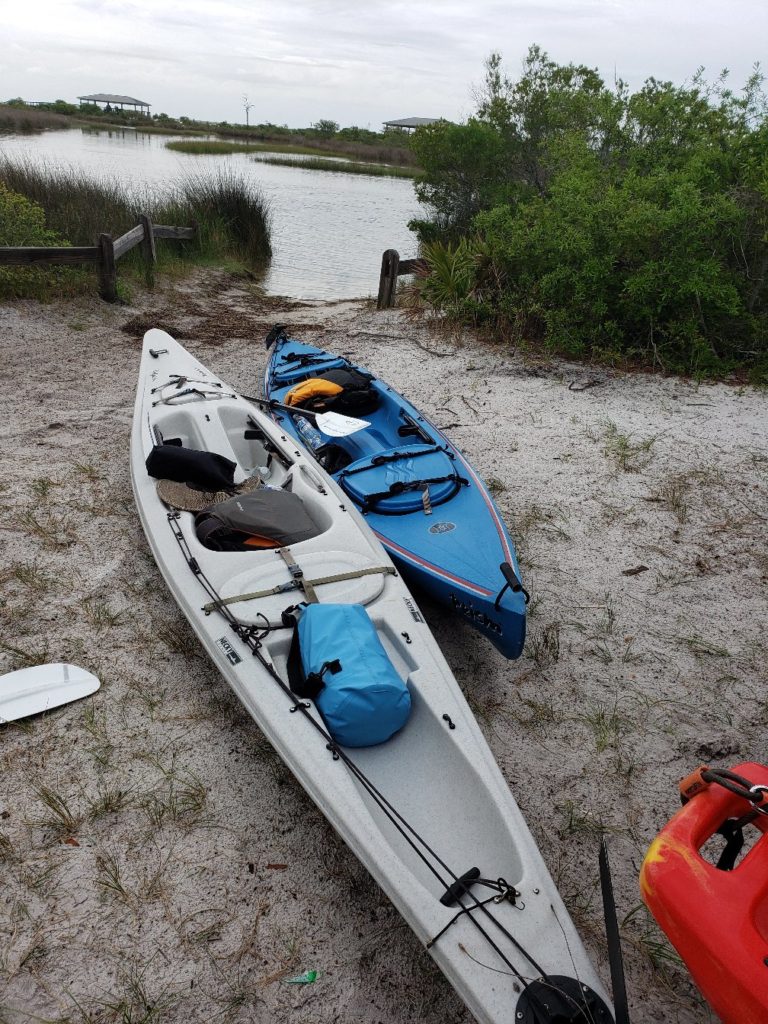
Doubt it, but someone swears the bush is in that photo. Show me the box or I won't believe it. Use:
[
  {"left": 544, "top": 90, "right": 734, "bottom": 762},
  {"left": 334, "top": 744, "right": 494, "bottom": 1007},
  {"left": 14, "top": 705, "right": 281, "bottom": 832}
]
[
  {"left": 0, "top": 184, "right": 85, "bottom": 299},
  {"left": 0, "top": 183, "right": 61, "bottom": 246},
  {"left": 412, "top": 48, "right": 768, "bottom": 378}
]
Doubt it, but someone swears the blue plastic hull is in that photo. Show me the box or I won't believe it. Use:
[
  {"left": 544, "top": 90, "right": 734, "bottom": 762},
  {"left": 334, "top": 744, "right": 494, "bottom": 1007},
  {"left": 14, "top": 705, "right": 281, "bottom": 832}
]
[{"left": 264, "top": 334, "right": 527, "bottom": 658}]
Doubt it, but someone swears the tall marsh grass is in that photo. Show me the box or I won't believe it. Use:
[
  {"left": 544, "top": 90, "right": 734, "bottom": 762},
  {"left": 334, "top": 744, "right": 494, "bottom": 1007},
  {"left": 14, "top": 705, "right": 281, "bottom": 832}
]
[
  {"left": 162, "top": 172, "right": 272, "bottom": 266},
  {"left": 0, "top": 158, "right": 272, "bottom": 270},
  {"left": 252, "top": 155, "right": 416, "bottom": 179},
  {"left": 0, "top": 104, "right": 73, "bottom": 132},
  {"left": 166, "top": 140, "right": 267, "bottom": 156},
  {"left": 166, "top": 137, "right": 417, "bottom": 167}
]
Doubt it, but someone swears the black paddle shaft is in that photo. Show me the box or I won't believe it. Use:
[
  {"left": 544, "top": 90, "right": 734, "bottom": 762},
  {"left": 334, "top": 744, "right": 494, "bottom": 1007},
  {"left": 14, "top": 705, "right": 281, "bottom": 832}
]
[{"left": 240, "top": 394, "right": 320, "bottom": 424}]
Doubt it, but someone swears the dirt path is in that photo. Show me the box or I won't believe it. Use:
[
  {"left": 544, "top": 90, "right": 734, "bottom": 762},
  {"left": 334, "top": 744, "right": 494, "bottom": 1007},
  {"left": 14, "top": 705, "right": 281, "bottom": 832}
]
[{"left": 1, "top": 270, "right": 766, "bottom": 1023}]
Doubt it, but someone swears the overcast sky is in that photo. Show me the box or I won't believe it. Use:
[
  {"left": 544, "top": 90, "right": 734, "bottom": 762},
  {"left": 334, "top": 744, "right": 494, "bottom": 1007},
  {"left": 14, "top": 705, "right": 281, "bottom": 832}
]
[{"left": 2, "top": 1, "right": 766, "bottom": 128}]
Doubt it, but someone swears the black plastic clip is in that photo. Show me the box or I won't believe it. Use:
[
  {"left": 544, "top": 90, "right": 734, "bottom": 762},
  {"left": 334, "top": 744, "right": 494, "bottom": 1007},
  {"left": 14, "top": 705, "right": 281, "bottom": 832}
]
[{"left": 305, "top": 659, "right": 341, "bottom": 695}]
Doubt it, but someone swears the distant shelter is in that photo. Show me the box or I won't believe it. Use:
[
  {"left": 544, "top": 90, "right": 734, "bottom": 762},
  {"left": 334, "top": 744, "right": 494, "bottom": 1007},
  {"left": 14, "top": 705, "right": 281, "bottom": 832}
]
[
  {"left": 77, "top": 93, "right": 151, "bottom": 114},
  {"left": 383, "top": 117, "right": 441, "bottom": 133}
]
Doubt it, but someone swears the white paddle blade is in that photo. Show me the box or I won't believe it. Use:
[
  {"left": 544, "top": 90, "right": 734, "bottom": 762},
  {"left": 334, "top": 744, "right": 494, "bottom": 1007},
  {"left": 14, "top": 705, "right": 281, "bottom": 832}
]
[
  {"left": 315, "top": 411, "right": 370, "bottom": 437},
  {"left": 0, "top": 663, "right": 100, "bottom": 723}
]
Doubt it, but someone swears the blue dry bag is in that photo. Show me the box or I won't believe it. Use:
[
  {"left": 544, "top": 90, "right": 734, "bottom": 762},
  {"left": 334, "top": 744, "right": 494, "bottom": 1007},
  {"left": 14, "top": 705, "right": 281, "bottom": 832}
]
[{"left": 287, "top": 603, "right": 411, "bottom": 747}]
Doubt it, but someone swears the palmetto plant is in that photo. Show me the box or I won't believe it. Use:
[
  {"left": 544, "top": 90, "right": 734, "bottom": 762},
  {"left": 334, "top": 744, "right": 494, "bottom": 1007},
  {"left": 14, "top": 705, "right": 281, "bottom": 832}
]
[{"left": 419, "top": 238, "right": 478, "bottom": 312}]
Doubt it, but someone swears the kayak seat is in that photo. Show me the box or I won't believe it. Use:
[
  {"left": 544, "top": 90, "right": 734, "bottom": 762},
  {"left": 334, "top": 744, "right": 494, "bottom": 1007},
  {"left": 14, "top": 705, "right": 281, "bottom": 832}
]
[
  {"left": 195, "top": 489, "right": 322, "bottom": 551},
  {"left": 337, "top": 444, "right": 466, "bottom": 515}
]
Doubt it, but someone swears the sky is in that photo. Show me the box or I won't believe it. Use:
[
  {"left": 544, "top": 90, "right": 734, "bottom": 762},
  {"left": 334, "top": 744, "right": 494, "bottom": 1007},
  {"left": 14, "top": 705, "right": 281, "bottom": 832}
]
[{"left": 2, "top": 0, "right": 766, "bottom": 128}]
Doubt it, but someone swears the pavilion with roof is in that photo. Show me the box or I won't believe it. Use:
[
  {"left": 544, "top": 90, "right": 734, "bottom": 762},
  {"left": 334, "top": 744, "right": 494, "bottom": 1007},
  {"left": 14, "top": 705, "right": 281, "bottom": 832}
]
[
  {"left": 382, "top": 117, "right": 441, "bottom": 132},
  {"left": 77, "top": 93, "right": 151, "bottom": 113}
]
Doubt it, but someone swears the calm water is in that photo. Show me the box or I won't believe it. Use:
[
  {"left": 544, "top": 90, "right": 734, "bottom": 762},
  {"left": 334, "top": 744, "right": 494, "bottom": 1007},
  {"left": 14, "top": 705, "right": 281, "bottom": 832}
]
[{"left": 0, "top": 128, "right": 422, "bottom": 299}]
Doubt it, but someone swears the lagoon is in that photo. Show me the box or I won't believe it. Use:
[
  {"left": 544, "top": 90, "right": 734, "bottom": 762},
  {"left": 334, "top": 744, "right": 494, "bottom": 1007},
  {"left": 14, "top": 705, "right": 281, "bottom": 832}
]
[{"left": 0, "top": 128, "right": 422, "bottom": 299}]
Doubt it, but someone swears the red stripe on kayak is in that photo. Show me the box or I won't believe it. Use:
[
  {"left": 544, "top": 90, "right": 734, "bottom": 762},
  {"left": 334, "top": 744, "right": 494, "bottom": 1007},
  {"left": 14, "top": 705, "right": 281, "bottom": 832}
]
[
  {"left": 373, "top": 531, "right": 493, "bottom": 597},
  {"left": 448, "top": 448, "right": 513, "bottom": 564}
]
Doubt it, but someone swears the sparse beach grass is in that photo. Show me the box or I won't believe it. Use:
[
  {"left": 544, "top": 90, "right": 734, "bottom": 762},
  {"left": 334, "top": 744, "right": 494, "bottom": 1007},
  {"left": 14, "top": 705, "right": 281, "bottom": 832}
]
[{"left": 1, "top": 271, "right": 766, "bottom": 1023}]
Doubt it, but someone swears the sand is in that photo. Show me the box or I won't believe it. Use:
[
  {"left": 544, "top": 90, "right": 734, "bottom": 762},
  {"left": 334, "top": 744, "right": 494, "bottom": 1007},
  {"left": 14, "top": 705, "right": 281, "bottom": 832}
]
[{"left": 1, "top": 269, "right": 766, "bottom": 1024}]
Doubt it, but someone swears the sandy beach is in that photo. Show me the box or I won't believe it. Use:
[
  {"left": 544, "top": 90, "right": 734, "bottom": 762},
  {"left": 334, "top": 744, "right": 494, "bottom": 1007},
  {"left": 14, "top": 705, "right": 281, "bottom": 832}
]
[{"left": 1, "top": 269, "right": 766, "bottom": 1023}]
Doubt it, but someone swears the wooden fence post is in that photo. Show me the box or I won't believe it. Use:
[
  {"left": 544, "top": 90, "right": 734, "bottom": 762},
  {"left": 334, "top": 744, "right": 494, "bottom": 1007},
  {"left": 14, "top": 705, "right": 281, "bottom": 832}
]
[
  {"left": 138, "top": 214, "right": 156, "bottom": 286},
  {"left": 98, "top": 233, "right": 117, "bottom": 302},
  {"left": 377, "top": 248, "right": 400, "bottom": 309}
]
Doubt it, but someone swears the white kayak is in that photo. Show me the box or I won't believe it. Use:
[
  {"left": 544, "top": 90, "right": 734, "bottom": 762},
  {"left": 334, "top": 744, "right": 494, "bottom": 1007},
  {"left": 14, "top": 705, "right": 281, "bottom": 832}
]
[
  {"left": 0, "top": 663, "right": 100, "bottom": 723},
  {"left": 130, "top": 329, "right": 614, "bottom": 1024}
]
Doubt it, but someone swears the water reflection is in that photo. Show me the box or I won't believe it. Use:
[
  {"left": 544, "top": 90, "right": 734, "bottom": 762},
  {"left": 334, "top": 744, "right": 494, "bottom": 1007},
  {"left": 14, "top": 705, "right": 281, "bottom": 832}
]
[{"left": 0, "top": 128, "right": 422, "bottom": 299}]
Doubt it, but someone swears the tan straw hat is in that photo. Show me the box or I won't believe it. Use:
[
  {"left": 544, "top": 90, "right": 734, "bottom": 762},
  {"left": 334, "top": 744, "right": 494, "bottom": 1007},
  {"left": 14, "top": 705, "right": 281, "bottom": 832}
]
[{"left": 156, "top": 475, "right": 261, "bottom": 512}]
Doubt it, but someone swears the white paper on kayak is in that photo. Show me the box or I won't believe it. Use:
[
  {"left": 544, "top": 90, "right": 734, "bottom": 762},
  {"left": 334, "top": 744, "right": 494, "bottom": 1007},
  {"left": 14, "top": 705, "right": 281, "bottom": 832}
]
[
  {"left": 315, "top": 411, "right": 370, "bottom": 437},
  {"left": 0, "top": 663, "right": 100, "bottom": 723}
]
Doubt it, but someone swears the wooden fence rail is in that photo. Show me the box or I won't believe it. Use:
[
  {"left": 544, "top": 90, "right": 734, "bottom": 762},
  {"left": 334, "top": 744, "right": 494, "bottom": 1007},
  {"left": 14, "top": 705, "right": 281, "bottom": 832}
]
[
  {"left": 0, "top": 215, "right": 197, "bottom": 302},
  {"left": 377, "top": 248, "right": 427, "bottom": 309}
]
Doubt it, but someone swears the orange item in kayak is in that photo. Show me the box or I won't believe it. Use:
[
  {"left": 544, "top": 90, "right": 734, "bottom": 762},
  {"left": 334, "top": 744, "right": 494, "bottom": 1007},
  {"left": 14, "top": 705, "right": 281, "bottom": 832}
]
[
  {"left": 284, "top": 379, "right": 342, "bottom": 407},
  {"left": 640, "top": 761, "right": 768, "bottom": 1024},
  {"left": 242, "top": 534, "right": 280, "bottom": 549}
]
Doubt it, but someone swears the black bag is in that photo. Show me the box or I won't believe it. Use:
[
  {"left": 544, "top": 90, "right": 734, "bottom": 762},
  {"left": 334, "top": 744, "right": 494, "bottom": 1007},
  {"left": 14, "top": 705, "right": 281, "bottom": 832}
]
[
  {"left": 195, "top": 489, "right": 320, "bottom": 551},
  {"left": 296, "top": 368, "right": 380, "bottom": 416},
  {"left": 146, "top": 444, "right": 237, "bottom": 492}
]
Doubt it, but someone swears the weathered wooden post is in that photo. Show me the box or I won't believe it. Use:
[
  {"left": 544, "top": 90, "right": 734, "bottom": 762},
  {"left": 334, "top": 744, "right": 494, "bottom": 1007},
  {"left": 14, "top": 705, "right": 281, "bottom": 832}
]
[
  {"left": 98, "top": 233, "right": 117, "bottom": 302},
  {"left": 138, "top": 214, "right": 156, "bottom": 286},
  {"left": 377, "top": 248, "right": 400, "bottom": 309}
]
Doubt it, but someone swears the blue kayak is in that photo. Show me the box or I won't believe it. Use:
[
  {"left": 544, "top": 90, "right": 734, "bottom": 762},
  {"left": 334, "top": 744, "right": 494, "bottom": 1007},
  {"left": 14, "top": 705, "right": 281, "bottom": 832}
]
[{"left": 263, "top": 328, "right": 528, "bottom": 659}]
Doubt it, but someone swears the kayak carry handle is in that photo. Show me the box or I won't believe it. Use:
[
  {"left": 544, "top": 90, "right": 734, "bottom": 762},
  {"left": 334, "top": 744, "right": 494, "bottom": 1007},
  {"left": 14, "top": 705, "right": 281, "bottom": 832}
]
[
  {"left": 495, "top": 562, "right": 530, "bottom": 610},
  {"left": 440, "top": 866, "right": 481, "bottom": 906},
  {"left": 265, "top": 324, "right": 288, "bottom": 349}
]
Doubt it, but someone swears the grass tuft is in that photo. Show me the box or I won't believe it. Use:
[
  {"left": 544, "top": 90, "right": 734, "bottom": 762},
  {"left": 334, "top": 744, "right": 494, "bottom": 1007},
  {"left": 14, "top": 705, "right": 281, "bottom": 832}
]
[
  {"left": 602, "top": 419, "right": 657, "bottom": 472},
  {"left": 34, "top": 785, "right": 83, "bottom": 837},
  {"left": 528, "top": 623, "right": 561, "bottom": 668}
]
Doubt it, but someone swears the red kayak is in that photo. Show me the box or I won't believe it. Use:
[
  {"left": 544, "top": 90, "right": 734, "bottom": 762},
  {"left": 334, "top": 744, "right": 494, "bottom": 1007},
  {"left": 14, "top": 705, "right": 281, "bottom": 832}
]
[{"left": 640, "top": 762, "right": 768, "bottom": 1024}]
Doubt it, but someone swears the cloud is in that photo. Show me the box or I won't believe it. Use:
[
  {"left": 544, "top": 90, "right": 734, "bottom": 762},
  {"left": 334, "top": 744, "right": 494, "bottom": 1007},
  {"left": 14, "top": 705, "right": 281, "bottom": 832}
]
[{"left": 3, "top": 0, "right": 766, "bottom": 125}]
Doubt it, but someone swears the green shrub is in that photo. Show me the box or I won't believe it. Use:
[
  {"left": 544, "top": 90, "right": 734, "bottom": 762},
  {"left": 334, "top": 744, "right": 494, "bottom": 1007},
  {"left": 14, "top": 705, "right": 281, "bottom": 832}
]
[
  {"left": 411, "top": 47, "right": 768, "bottom": 378},
  {"left": 0, "top": 183, "right": 61, "bottom": 246},
  {"left": 0, "top": 184, "right": 85, "bottom": 299}
]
